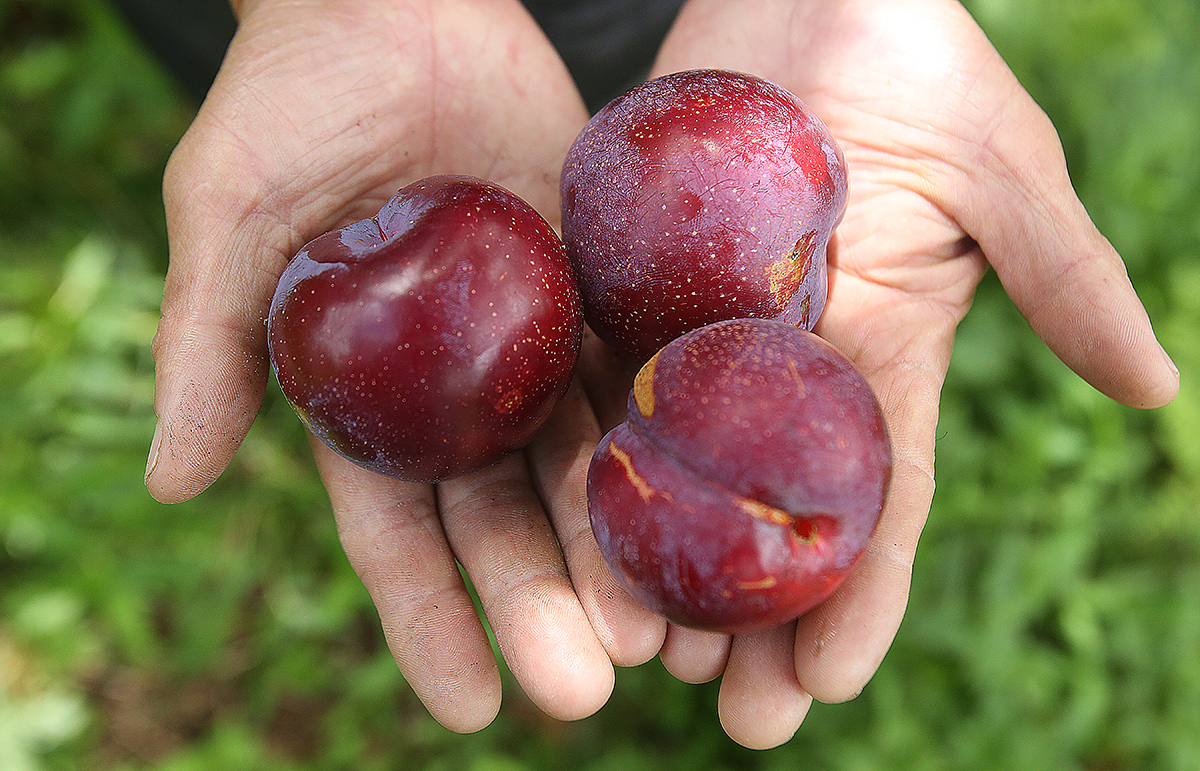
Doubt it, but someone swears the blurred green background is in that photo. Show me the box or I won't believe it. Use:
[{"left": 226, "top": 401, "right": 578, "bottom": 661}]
[{"left": 1, "top": 0, "right": 1197, "bottom": 768}]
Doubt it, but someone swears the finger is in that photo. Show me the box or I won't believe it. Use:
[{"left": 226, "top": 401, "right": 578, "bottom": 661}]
[
  {"left": 146, "top": 132, "right": 288, "bottom": 503},
  {"left": 659, "top": 624, "right": 730, "bottom": 684},
  {"left": 436, "top": 454, "right": 615, "bottom": 722},
  {"left": 792, "top": 323, "right": 945, "bottom": 703},
  {"left": 718, "top": 624, "right": 812, "bottom": 750},
  {"left": 525, "top": 379, "right": 667, "bottom": 666},
  {"left": 792, "top": 463, "right": 929, "bottom": 703},
  {"left": 942, "top": 34, "right": 1178, "bottom": 409},
  {"left": 310, "top": 440, "right": 501, "bottom": 733}
]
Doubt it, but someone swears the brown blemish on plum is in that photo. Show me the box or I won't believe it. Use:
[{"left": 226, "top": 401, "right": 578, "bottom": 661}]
[
  {"left": 791, "top": 517, "right": 820, "bottom": 545},
  {"left": 786, "top": 358, "right": 808, "bottom": 398},
  {"left": 737, "top": 576, "right": 779, "bottom": 591},
  {"left": 633, "top": 349, "right": 661, "bottom": 418},
  {"left": 736, "top": 496, "right": 791, "bottom": 526},
  {"left": 766, "top": 229, "right": 818, "bottom": 308},
  {"left": 738, "top": 496, "right": 822, "bottom": 546},
  {"left": 608, "top": 440, "right": 657, "bottom": 502}
]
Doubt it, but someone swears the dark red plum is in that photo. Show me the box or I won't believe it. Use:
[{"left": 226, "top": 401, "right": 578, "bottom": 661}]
[
  {"left": 587, "top": 318, "right": 890, "bottom": 633},
  {"left": 561, "top": 69, "right": 848, "bottom": 361},
  {"left": 268, "top": 175, "right": 582, "bottom": 483}
]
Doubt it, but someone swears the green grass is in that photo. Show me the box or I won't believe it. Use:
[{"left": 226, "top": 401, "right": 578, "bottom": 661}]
[{"left": 2, "top": 0, "right": 1198, "bottom": 768}]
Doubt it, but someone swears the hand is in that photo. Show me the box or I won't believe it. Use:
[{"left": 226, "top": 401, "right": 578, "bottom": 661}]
[
  {"left": 146, "top": 0, "right": 667, "bottom": 732},
  {"left": 647, "top": 0, "right": 1180, "bottom": 748}
]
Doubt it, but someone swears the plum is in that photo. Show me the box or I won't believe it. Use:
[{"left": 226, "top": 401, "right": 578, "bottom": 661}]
[
  {"left": 561, "top": 69, "right": 848, "bottom": 361},
  {"left": 267, "top": 175, "right": 582, "bottom": 483},
  {"left": 587, "top": 318, "right": 890, "bottom": 633}
]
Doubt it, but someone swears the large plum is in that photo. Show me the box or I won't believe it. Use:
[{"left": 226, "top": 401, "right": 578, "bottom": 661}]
[
  {"left": 588, "top": 318, "right": 890, "bottom": 633},
  {"left": 561, "top": 69, "right": 848, "bottom": 361},
  {"left": 268, "top": 175, "right": 582, "bottom": 483}
]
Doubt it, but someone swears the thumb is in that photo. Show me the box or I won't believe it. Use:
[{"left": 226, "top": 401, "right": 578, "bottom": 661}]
[
  {"left": 145, "top": 128, "right": 291, "bottom": 503},
  {"left": 948, "top": 54, "right": 1178, "bottom": 409}
]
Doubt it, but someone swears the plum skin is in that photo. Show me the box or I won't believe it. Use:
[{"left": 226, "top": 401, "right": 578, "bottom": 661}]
[
  {"left": 267, "top": 175, "right": 582, "bottom": 484},
  {"left": 561, "top": 69, "right": 848, "bottom": 361},
  {"left": 587, "top": 318, "right": 891, "bottom": 634}
]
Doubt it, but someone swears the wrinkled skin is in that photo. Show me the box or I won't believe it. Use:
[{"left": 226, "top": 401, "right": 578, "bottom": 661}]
[{"left": 148, "top": 0, "right": 1178, "bottom": 750}]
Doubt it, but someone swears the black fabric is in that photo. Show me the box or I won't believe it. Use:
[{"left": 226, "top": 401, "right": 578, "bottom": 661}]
[
  {"left": 109, "top": 0, "right": 685, "bottom": 110},
  {"left": 522, "top": 0, "right": 686, "bottom": 111},
  {"left": 109, "top": 0, "right": 236, "bottom": 103}
]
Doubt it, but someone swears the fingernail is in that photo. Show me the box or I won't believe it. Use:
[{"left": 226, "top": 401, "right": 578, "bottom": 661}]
[
  {"left": 1164, "top": 348, "right": 1180, "bottom": 378},
  {"left": 145, "top": 420, "right": 162, "bottom": 485}
]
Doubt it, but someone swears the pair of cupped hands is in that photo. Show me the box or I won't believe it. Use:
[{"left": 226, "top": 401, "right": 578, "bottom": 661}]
[{"left": 145, "top": 0, "right": 1178, "bottom": 750}]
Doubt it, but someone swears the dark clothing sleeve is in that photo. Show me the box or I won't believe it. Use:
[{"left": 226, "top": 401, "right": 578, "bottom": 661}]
[
  {"left": 109, "top": 0, "right": 237, "bottom": 103},
  {"left": 521, "top": 0, "right": 686, "bottom": 110}
]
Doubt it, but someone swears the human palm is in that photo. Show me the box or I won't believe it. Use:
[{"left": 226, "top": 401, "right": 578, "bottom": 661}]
[
  {"left": 149, "top": 0, "right": 654, "bottom": 733},
  {"left": 648, "top": 0, "right": 1178, "bottom": 747},
  {"left": 148, "top": 0, "right": 1178, "bottom": 751}
]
